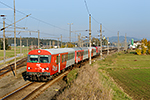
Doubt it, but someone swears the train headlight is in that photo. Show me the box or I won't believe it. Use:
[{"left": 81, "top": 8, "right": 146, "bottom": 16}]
[
  {"left": 28, "top": 67, "right": 31, "bottom": 70},
  {"left": 46, "top": 67, "right": 49, "bottom": 70}
]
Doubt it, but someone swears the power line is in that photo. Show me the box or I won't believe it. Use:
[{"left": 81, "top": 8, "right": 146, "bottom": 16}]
[
  {"left": 0, "top": 1, "right": 68, "bottom": 31},
  {"left": 103, "top": 25, "right": 116, "bottom": 33},
  {"left": 84, "top": 0, "right": 90, "bottom": 14},
  {"left": 91, "top": 16, "right": 100, "bottom": 24},
  {"left": 83, "top": 0, "right": 116, "bottom": 34}
]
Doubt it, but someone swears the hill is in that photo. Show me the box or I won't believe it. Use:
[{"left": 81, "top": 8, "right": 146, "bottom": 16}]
[{"left": 109, "top": 36, "right": 140, "bottom": 43}]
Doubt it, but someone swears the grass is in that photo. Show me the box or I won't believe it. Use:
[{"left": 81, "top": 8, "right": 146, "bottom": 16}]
[
  {"left": 98, "top": 50, "right": 150, "bottom": 100},
  {"left": 109, "top": 69, "right": 150, "bottom": 100},
  {"left": 67, "top": 68, "right": 79, "bottom": 84},
  {"left": 0, "top": 46, "right": 29, "bottom": 65}
]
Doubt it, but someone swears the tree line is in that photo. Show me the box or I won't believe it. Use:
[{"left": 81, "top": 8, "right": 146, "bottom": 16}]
[{"left": 0, "top": 37, "right": 110, "bottom": 50}]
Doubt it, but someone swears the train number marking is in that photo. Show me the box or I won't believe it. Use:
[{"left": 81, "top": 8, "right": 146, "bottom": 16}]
[{"left": 52, "top": 65, "right": 57, "bottom": 71}]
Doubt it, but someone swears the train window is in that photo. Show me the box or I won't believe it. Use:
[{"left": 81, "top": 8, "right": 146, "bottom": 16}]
[
  {"left": 28, "top": 55, "right": 38, "bottom": 63},
  {"left": 81, "top": 51, "right": 83, "bottom": 56},
  {"left": 68, "top": 54, "right": 69, "bottom": 60},
  {"left": 56, "top": 55, "right": 60, "bottom": 64},
  {"left": 62, "top": 55, "right": 66, "bottom": 63},
  {"left": 56, "top": 56, "right": 58, "bottom": 64},
  {"left": 63, "top": 55, "right": 66, "bottom": 62},
  {"left": 66, "top": 54, "right": 68, "bottom": 61},
  {"left": 39, "top": 55, "right": 49, "bottom": 63},
  {"left": 61, "top": 55, "right": 64, "bottom": 62},
  {"left": 49, "top": 55, "right": 51, "bottom": 63},
  {"left": 72, "top": 53, "right": 74, "bottom": 59}
]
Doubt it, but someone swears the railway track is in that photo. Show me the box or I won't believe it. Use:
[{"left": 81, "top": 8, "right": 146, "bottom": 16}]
[
  {"left": 0, "top": 70, "right": 69, "bottom": 100},
  {"left": 0, "top": 47, "right": 120, "bottom": 78},
  {"left": 0, "top": 57, "right": 27, "bottom": 77},
  {"left": 0, "top": 47, "right": 122, "bottom": 100}
]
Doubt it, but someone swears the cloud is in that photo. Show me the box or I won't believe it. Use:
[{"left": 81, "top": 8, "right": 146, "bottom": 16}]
[{"left": 0, "top": 8, "right": 12, "bottom": 11}]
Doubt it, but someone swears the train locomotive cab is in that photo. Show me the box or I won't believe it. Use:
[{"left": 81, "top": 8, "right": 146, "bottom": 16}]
[
  {"left": 26, "top": 48, "right": 75, "bottom": 81},
  {"left": 26, "top": 49, "right": 51, "bottom": 81}
]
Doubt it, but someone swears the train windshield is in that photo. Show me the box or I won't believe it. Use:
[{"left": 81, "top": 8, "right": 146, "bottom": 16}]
[
  {"left": 39, "top": 55, "right": 49, "bottom": 63},
  {"left": 28, "top": 55, "right": 38, "bottom": 63},
  {"left": 28, "top": 55, "right": 50, "bottom": 63}
]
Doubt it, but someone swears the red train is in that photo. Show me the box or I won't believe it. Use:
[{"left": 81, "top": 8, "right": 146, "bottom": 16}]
[{"left": 26, "top": 47, "right": 101, "bottom": 81}]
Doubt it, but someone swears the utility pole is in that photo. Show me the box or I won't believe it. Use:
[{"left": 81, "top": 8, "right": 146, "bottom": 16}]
[
  {"left": 0, "top": 14, "right": 31, "bottom": 31},
  {"left": 61, "top": 35, "right": 62, "bottom": 48},
  {"left": 78, "top": 33, "right": 81, "bottom": 47},
  {"left": 53, "top": 41, "right": 55, "bottom": 48},
  {"left": 27, "top": 39, "right": 28, "bottom": 54},
  {"left": 46, "top": 42, "right": 48, "bottom": 49},
  {"left": 118, "top": 31, "right": 120, "bottom": 52},
  {"left": 31, "top": 41, "right": 33, "bottom": 50},
  {"left": 14, "top": 0, "right": 17, "bottom": 76},
  {"left": 107, "top": 37, "right": 109, "bottom": 55},
  {"left": 20, "top": 36, "right": 22, "bottom": 56},
  {"left": 97, "top": 39, "right": 98, "bottom": 47},
  {"left": 89, "top": 14, "right": 91, "bottom": 64},
  {"left": 1, "top": 15, "right": 6, "bottom": 64},
  {"left": 124, "top": 33, "right": 127, "bottom": 51},
  {"left": 6, "top": 31, "right": 39, "bottom": 50},
  {"left": 100, "top": 24, "right": 102, "bottom": 59},
  {"left": 49, "top": 41, "right": 51, "bottom": 49},
  {"left": 38, "top": 30, "right": 40, "bottom": 49},
  {"left": 57, "top": 38, "right": 59, "bottom": 48},
  {"left": 68, "top": 23, "right": 73, "bottom": 42}
]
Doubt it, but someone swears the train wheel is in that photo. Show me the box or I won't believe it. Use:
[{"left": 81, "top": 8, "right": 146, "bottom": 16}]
[
  {"left": 37, "top": 77, "right": 41, "bottom": 81},
  {"left": 40, "top": 76, "right": 44, "bottom": 81},
  {"left": 29, "top": 76, "right": 32, "bottom": 81},
  {"left": 32, "top": 76, "right": 36, "bottom": 81}
]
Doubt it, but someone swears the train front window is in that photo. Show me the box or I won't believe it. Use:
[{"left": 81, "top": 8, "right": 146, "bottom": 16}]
[
  {"left": 39, "top": 55, "right": 49, "bottom": 63},
  {"left": 28, "top": 55, "right": 38, "bottom": 63}
]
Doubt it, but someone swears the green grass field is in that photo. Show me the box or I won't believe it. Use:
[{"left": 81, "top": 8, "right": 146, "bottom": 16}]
[
  {"left": 0, "top": 46, "right": 29, "bottom": 64},
  {"left": 98, "top": 51, "right": 150, "bottom": 100}
]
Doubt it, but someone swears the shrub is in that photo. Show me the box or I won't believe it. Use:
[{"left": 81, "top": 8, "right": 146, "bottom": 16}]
[
  {"left": 136, "top": 48, "right": 141, "bottom": 55},
  {"left": 141, "top": 45, "right": 147, "bottom": 54},
  {"left": 148, "top": 49, "right": 150, "bottom": 54}
]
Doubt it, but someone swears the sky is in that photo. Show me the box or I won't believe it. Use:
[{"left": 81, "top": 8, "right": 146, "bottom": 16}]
[{"left": 0, "top": 0, "right": 150, "bottom": 42}]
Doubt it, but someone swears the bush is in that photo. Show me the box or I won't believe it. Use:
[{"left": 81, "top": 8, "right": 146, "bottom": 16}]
[
  {"left": 7, "top": 46, "right": 11, "bottom": 50},
  {"left": 141, "top": 45, "right": 147, "bottom": 54},
  {"left": 148, "top": 50, "right": 150, "bottom": 54},
  {"left": 136, "top": 49, "right": 141, "bottom": 55}
]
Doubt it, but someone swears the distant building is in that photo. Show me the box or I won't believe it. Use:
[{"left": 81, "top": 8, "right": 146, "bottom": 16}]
[
  {"left": 11, "top": 44, "right": 17, "bottom": 46},
  {"left": 128, "top": 40, "right": 141, "bottom": 49}
]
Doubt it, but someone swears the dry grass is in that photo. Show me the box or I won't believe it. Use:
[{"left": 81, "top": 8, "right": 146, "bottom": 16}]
[{"left": 57, "top": 63, "right": 112, "bottom": 100}]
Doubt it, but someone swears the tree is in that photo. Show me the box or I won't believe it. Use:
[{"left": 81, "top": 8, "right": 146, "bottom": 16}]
[
  {"left": 102, "top": 38, "right": 108, "bottom": 45},
  {"left": 0, "top": 39, "right": 2, "bottom": 49},
  {"left": 141, "top": 38, "right": 148, "bottom": 46},
  {"left": 67, "top": 43, "right": 75, "bottom": 48},
  {"left": 91, "top": 37, "right": 100, "bottom": 46},
  {"left": 1, "top": 39, "right": 9, "bottom": 50},
  {"left": 147, "top": 41, "right": 150, "bottom": 54}
]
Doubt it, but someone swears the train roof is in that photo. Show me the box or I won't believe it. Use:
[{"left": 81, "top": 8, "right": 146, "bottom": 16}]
[
  {"left": 28, "top": 48, "right": 76, "bottom": 55},
  {"left": 28, "top": 47, "right": 96, "bottom": 55},
  {"left": 44, "top": 48, "right": 75, "bottom": 54}
]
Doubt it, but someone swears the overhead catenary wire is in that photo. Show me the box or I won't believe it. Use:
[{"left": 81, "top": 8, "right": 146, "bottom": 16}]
[
  {"left": 84, "top": 0, "right": 90, "bottom": 15},
  {"left": 83, "top": 0, "right": 116, "bottom": 34},
  {"left": 0, "top": 1, "right": 68, "bottom": 32}
]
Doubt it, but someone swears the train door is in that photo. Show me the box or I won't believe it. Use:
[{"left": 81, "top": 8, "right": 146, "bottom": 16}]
[
  {"left": 57, "top": 54, "right": 60, "bottom": 72},
  {"left": 51, "top": 54, "right": 59, "bottom": 75}
]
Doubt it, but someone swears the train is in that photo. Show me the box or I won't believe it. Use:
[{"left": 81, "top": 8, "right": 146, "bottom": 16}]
[{"left": 26, "top": 47, "right": 101, "bottom": 81}]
